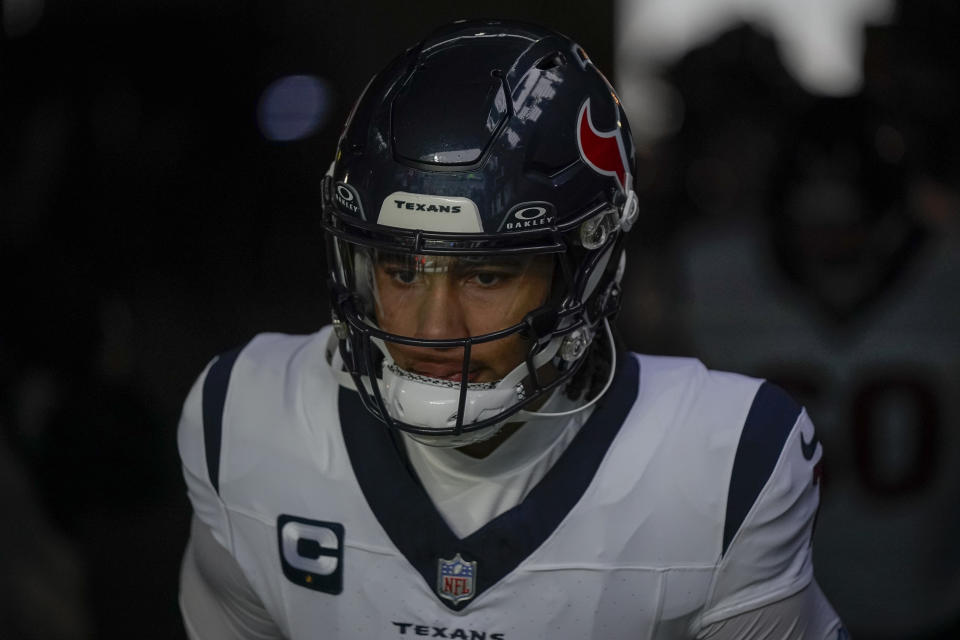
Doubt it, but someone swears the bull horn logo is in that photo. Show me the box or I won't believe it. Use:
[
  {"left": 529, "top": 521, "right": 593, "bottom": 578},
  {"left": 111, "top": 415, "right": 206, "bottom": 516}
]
[{"left": 576, "top": 98, "right": 631, "bottom": 192}]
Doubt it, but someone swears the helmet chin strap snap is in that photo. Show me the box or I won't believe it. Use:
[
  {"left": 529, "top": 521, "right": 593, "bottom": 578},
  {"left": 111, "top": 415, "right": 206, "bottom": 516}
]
[
  {"left": 559, "top": 327, "right": 592, "bottom": 362},
  {"left": 518, "top": 317, "right": 617, "bottom": 420}
]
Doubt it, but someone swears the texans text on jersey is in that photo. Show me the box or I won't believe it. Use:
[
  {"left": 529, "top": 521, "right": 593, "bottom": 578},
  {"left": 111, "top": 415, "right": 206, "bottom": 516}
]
[{"left": 392, "top": 622, "right": 505, "bottom": 639}]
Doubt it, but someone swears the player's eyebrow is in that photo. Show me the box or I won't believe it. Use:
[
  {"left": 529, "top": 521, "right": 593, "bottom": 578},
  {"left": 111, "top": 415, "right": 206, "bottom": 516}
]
[{"left": 374, "top": 253, "right": 530, "bottom": 272}]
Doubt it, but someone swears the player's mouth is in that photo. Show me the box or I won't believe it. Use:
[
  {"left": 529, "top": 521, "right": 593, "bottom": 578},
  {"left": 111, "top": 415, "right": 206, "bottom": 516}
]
[
  {"left": 408, "top": 361, "right": 482, "bottom": 383},
  {"left": 387, "top": 343, "right": 496, "bottom": 383}
]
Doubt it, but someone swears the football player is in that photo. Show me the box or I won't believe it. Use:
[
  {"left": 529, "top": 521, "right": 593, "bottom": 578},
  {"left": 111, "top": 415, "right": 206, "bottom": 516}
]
[{"left": 178, "top": 19, "right": 848, "bottom": 639}]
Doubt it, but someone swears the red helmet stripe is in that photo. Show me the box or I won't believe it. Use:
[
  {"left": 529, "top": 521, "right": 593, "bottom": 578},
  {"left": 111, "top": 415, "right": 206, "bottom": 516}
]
[{"left": 576, "top": 99, "right": 630, "bottom": 192}]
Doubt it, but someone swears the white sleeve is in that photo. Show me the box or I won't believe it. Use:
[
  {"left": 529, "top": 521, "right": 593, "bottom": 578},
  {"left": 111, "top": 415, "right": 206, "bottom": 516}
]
[
  {"left": 177, "top": 355, "right": 284, "bottom": 639},
  {"left": 697, "top": 580, "right": 847, "bottom": 639},
  {"left": 177, "top": 359, "right": 232, "bottom": 549},
  {"left": 700, "top": 405, "right": 826, "bottom": 626},
  {"left": 180, "top": 516, "right": 285, "bottom": 640}
]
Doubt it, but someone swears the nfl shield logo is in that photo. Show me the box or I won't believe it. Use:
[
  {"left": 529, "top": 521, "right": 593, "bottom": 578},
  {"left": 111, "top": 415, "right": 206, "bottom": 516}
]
[{"left": 437, "top": 553, "right": 477, "bottom": 604}]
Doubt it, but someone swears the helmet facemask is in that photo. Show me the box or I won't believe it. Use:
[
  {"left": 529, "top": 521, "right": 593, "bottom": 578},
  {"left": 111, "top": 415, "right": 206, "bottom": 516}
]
[{"left": 324, "top": 204, "right": 622, "bottom": 447}]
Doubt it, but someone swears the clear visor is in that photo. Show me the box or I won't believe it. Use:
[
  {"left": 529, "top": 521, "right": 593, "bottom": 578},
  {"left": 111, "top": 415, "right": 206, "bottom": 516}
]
[{"left": 342, "top": 245, "right": 552, "bottom": 374}]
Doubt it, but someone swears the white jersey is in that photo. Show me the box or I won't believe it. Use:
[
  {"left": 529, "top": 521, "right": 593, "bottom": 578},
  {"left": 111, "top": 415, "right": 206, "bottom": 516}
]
[{"left": 178, "top": 326, "right": 827, "bottom": 639}]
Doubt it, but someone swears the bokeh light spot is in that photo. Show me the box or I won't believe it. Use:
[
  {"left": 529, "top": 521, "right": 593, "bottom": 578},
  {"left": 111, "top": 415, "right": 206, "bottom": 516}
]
[{"left": 257, "top": 75, "right": 333, "bottom": 142}]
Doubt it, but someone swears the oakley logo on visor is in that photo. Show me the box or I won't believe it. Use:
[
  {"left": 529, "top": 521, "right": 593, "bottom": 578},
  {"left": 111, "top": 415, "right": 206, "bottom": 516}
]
[
  {"left": 334, "top": 182, "right": 365, "bottom": 219},
  {"left": 498, "top": 201, "right": 557, "bottom": 232}
]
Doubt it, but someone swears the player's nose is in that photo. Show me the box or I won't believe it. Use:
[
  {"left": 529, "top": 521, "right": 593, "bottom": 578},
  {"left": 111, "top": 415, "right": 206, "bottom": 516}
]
[{"left": 414, "top": 276, "right": 469, "bottom": 340}]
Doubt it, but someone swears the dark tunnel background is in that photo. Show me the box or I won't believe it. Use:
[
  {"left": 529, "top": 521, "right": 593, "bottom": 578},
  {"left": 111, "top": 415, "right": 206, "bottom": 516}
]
[{"left": 1, "top": 1, "right": 958, "bottom": 638}]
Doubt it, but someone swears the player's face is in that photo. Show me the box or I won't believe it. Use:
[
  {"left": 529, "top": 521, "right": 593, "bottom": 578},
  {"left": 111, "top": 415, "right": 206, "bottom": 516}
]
[{"left": 371, "top": 253, "right": 553, "bottom": 383}]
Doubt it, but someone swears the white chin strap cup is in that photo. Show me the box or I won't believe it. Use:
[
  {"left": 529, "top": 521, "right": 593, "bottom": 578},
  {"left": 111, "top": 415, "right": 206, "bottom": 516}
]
[{"left": 379, "top": 362, "right": 521, "bottom": 447}]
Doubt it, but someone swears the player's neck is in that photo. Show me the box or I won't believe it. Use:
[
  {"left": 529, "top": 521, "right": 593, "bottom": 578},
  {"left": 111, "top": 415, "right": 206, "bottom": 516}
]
[{"left": 455, "top": 421, "right": 525, "bottom": 459}]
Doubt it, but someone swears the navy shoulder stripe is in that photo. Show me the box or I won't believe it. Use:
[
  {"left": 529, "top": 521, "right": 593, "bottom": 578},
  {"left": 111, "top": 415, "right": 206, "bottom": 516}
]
[
  {"left": 201, "top": 346, "right": 244, "bottom": 494},
  {"left": 722, "top": 381, "right": 802, "bottom": 555}
]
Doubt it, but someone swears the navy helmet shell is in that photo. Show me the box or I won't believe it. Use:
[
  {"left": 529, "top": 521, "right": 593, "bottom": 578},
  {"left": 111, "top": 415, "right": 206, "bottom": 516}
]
[{"left": 330, "top": 19, "right": 636, "bottom": 234}]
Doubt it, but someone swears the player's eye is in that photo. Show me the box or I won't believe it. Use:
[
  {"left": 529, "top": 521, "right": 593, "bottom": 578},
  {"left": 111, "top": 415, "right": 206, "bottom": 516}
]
[
  {"left": 390, "top": 269, "right": 419, "bottom": 285},
  {"left": 462, "top": 268, "right": 519, "bottom": 288},
  {"left": 470, "top": 272, "right": 502, "bottom": 286}
]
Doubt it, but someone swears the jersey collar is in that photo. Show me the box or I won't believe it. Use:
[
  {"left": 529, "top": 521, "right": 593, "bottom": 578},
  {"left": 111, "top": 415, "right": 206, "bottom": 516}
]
[{"left": 338, "top": 353, "right": 640, "bottom": 611}]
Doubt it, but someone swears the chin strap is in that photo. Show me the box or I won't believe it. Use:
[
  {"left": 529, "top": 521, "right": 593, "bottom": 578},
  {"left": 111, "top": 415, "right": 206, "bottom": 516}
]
[{"left": 517, "top": 317, "right": 617, "bottom": 420}]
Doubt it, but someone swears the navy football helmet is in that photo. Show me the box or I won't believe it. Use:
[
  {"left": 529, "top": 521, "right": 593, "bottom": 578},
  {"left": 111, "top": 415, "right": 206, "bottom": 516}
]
[{"left": 322, "top": 19, "right": 638, "bottom": 446}]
